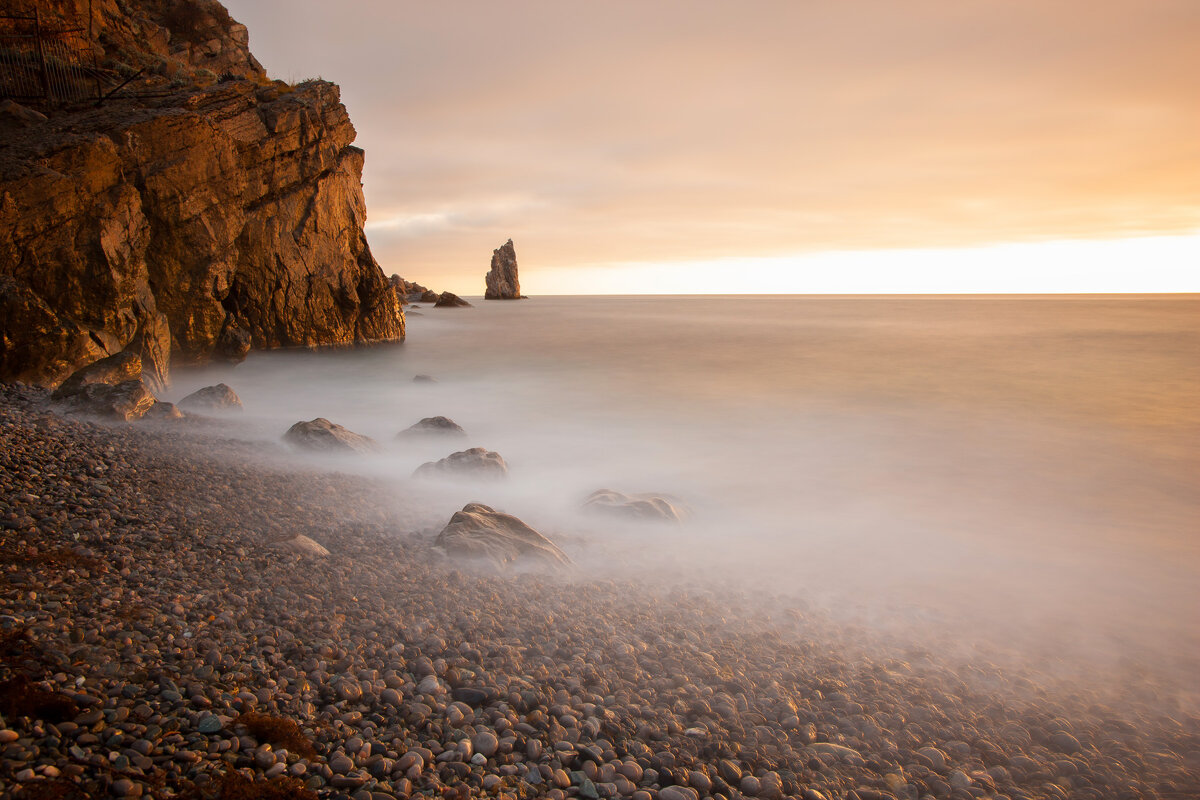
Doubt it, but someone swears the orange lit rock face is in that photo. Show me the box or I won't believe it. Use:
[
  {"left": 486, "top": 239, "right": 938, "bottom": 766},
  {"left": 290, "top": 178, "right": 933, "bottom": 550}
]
[{"left": 0, "top": 2, "right": 404, "bottom": 387}]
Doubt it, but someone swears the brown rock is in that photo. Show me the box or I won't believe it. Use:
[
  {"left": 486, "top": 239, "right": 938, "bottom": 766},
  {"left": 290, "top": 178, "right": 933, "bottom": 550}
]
[
  {"left": 485, "top": 238, "right": 525, "bottom": 300},
  {"left": 144, "top": 401, "right": 184, "bottom": 420},
  {"left": 433, "top": 292, "right": 472, "bottom": 308},
  {"left": 284, "top": 418, "right": 377, "bottom": 454},
  {"left": 414, "top": 448, "right": 508, "bottom": 480},
  {"left": 56, "top": 380, "right": 158, "bottom": 422},
  {"left": 126, "top": 312, "right": 173, "bottom": 393},
  {"left": 179, "top": 383, "right": 243, "bottom": 413},
  {"left": 397, "top": 416, "right": 466, "bottom": 438},
  {"left": 271, "top": 535, "right": 330, "bottom": 557},
  {"left": 51, "top": 352, "right": 143, "bottom": 400},
  {"left": 582, "top": 489, "right": 689, "bottom": 523},
  {"left": 0, "top": 99, "right": 48, "bottom": 131},
  {"left": 434, "top": 503, "right": 572, "bottom": 570}
]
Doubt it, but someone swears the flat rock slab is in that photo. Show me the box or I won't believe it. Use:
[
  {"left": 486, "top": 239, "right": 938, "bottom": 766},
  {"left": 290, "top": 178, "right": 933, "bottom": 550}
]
[
  {"left": 582, "top": 488, "right": 689, "bottom": 523},
  {"left": 414, "top": 447, "right": 507, "bottom": 479},
  {"left": 435, "top": 502, "right": 571, "bottom": 571},
  {"left": 284, "top": 418, "right": 377, "bottom": 454}
]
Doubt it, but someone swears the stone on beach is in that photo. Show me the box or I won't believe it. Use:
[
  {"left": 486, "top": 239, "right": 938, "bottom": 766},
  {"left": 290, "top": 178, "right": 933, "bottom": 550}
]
[
  {"left": 283, "top": 418, "right": 377, "bottom": 454},
  {"left": 179, "top": 383, "right": 243, "bottom": 412},
  {"left": 51, "top": 352, "right": 143, "bottom": 399},
  {"left": 582, "top": 488, "right": 689, "bottom": 523},
  {"left": 414, "top": 447, "right": 508, "bottom": 479},
  {"left": 434, "top": 502, "right": 572, "bottom": 570},
  {"left": 143, "top": 400, "right": 184, "bottom": 420},
  {"left": 270, "top": 534, "right": 330, "bottom": 557},
  {"left": 397, "top": 415, "right": 467, "bottom": 438},
  {"left": 49, "top": 351, "right": 164, "bottom": 421},
  {"left": 56, "top": 379, "right": 158, "bottom": 422}
]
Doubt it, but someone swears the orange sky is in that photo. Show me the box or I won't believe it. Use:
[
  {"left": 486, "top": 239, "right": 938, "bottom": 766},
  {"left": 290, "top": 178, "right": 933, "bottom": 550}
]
[{"left": 221, "top": 1, "right": 1200, "bottom": 294}]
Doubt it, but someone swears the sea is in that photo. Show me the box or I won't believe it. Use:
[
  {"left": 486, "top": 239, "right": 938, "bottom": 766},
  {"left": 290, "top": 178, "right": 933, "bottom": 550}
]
[{"left": 172, "top": 294, "right": 1200, "bottom": 686}]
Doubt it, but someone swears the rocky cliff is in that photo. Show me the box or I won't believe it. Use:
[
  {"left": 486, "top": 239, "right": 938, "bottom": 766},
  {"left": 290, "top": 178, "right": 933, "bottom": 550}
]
[{"left": 0, "top": 0, "right": 404, "bottom": 388}]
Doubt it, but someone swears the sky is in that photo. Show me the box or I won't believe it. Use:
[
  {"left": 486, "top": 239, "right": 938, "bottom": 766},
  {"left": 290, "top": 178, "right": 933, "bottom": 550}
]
[{"left": 219, "top": 1, "right": 1200, "bottom": 295}]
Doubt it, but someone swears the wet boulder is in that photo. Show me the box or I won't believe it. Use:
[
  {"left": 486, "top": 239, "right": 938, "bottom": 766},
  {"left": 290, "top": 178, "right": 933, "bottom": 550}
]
[
  {"left": 179, "top": 383, "right": 243, "bottom": 413},
  {"left": 414, "top": 447, "right": 508, "bottom": 480},
  {"left": 397, "top": 416, "right": 466, "bottom": 438},
  {"left": 582, "top": 489, "right": 689, "bottom": 523},
  {"left": 435, "top": 503, "right": 571, "bottom": 570},
  {"left": 284, "top": 418, "right": 378, "bottom": 454}
]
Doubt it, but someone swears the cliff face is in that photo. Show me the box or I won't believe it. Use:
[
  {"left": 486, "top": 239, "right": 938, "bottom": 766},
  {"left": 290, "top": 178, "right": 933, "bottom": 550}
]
[
  {"left": 0, "top": 1, "right": 404, "bottom": 388},
  {"left": 18, "top": 0, "right": 264, "bottom": 83}
]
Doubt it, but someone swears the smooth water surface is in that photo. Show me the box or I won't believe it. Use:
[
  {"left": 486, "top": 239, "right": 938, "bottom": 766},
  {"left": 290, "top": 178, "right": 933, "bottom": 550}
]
[{"left": 171, "top": 295, "right": 1200, "bottom": 681}]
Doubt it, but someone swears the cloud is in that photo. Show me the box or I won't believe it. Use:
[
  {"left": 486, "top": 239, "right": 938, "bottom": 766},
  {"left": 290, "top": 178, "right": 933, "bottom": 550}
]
[{"left": 224, "top": 0, "right": 1200, "bottom": 293}]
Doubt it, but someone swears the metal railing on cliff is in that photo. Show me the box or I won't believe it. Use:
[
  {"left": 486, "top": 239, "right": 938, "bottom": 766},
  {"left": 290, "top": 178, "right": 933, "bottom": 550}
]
[{"left": 0, "top": 8, "right": 100, "bottom": 105}]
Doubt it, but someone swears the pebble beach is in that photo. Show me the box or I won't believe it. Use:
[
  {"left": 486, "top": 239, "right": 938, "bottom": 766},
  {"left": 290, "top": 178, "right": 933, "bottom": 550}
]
[{"left": 1, "top": 384, "right": 1198, "bottom": 800}]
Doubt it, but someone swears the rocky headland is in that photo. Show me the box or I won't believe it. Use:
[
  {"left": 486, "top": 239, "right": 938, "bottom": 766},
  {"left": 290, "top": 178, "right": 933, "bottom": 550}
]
[{"left": 0, "top": 0, "right": 405, "bottom": 390}]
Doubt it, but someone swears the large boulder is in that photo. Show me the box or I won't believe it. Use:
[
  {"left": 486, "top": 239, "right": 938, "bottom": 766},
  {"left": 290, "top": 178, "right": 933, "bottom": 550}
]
[
  {"left": 582, "top": 489, "right": 689, "bottom": 523},
  {"left": 435, "top": 503, "right": 571, "bottom": 570},
  {"left": 56, "top": 380, "right": 158, "bottom": 422},
  {"left": 51, "top": 352, "right": 143, "bottom": 400},
  {"left": 284, "top": 418, "right": 377, "bottom": 454},
  {"left": 179, "top": 383, "right": 243, "bottom": 412},
  {"left": 434, "top": 292, "right": 472, "bottom": 308},
  {"left": 484, "top": 239, "right": 525, "bottom": 300},
  {"left": 414, "top": 448, "right": 508, "bottom": 480},
  {"left": 50, "top": 351, "right": 163, "bottom": 421},
  {"left": 397, "top": 416, "right": 467, "bottom": 438}
]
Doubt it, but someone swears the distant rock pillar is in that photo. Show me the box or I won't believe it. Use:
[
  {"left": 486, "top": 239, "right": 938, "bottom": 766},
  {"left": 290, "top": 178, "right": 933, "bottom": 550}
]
[{"left": 484, "top": 238, "right": 525, "bottom": 299}]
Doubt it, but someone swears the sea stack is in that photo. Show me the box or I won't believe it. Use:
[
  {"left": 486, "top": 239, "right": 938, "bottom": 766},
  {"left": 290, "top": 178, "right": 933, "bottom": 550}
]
[{"left": 484, "top": 239, "right": 526, "bottom": 299}]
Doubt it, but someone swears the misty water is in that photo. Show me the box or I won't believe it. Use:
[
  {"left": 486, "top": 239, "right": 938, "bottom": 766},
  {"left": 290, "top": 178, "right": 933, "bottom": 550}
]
[{"left": 170, "top": 295, "right": 1199, "bottom": 695}]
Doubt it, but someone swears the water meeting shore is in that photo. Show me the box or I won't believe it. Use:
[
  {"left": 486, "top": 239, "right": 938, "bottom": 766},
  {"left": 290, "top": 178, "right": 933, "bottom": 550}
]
[{"left": 0, "top": 384, "right": 1196, "bottom": 800}]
